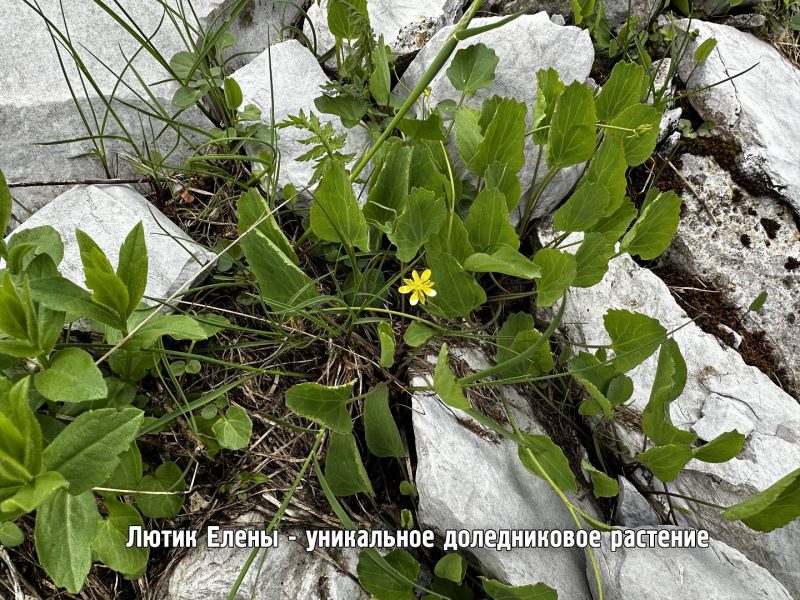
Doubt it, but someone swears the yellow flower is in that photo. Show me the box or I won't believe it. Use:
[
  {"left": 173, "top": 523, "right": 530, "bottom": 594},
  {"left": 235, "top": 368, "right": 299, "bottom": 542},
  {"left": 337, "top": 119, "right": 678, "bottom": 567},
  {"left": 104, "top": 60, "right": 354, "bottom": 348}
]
[{"left": 398, "top": 269, "right": 437, "bottom": 306}]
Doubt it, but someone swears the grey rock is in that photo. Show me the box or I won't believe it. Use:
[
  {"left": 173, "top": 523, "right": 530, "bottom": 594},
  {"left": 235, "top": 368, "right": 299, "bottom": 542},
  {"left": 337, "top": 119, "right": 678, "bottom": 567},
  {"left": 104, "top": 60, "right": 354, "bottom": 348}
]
[
  {"left": 615, "top": 478, "right": 661, "bottom": 527},
  {"left": 487, "top": 0, "right": 658, "bottom": 30},
  {"left": 164, "top": 524, "right": 367, "bottom": 599},
  {"left": 663, "top": 153, "right": 800, "bottom": 395},
  {"left": 590, "top": 527, "right": 793, "bottom": 600},
  {"left": 720, "top": 13, "right": 767, "bottom": 30},
  {"left": 677, "top": 20, "right": 800, "bottom": 216},
  {"left": 232, "top": 40, "right": 370, "bottom": 195},
  {"left": 0, "top": 0, "right": 295, "bottom": 226},
  {"left": 695, "top": 0, "right": 765, "bottom": 16},
  {"left": 411, "top": 346, "right": 593, "bottom": 599},
  {"left": 398, "top": 13, "right": 594, "bottom": 221},
  {"left": 5, "top": 185, "right": 211, "bottom": 305},
  {"left": 303, "top": 0, "right": 463, "bottom": 58},
  {"left": 562, "top": 251, "right": 800, "bottom": 594},
  {"left": 486, "top": 0, "right": 572, "bottom": 18},
  {"left": 691, "top": 394, "right": 756, "bottom": 440}
]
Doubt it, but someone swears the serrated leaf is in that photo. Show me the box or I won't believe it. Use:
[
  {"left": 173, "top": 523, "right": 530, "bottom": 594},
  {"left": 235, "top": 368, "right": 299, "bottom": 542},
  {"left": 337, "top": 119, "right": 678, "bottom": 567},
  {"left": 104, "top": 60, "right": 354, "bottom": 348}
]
[
  {"left": 378, "top": 322, "right": 396, "bottom": 368},
  {"left": 285, "top": 381, "right": 354, "bottom": 433},
  {"left": 388, "top": 188, "right": 447, "bottom": 262},
  {"left": 636, "top": 444, "right": 693, "bottom": 482},
  {"left": 364, "top": 386, "right": 404, "bottom": 458},
  {"left": 433, "top": 344, "right": 470, "bottom": 411},
  {"left": 582, "top": 461, "right": 620, "bottom": 498},
  {"left": 92, "top": 498, "right": 148, "bottom": 577},
  {"left": 621, "top": 190, "right": 681, "bottom": 259},
  {"left": 472, "top": 98, "right": 527, "bottom": 176},
  {"left": 75, "top": 229, "right": 129, "bottom": 321},
  {"left": 312, "top": 162, "right": 369, "bottom": 251},
  {"left": 370, "top": 35, "right": 391, "bottom": 105},
  {"left": 42, "top": 408, "right": 144, "bottom": 495},
  {"left": 481, "top": 577, "right": 557, "bottom": 600},
  {"left": 485, "top": 162, "right": 523, "bottom": 211},
  {"left": 212, "top": 404, "right": 253, "bottom": 450},
  {"left": 35, "top": 489, "right": 100, "bottom": 593},
  {"left": 325, "top": 432, "right": 374, "bottom": 497},
  {"left": 722, "top": 467, "right": 800, "bottom": 532},
  {"left": 315, "top": 94, "right": 368, "bottom": 129},
  {"left": 134, "top": 462, "right": 185, "bottom": 518},
  {"left": 693, "top": 430, "right": 746, "bottom": 463},
  {"left": 547, "top": 82, "right": 596, "bottom": 168},
  {"left": 533, "top": 249, "right": 576, "bottom": 307},
  {"left": 327, "top": 0, "right": 368, "bottom": 39},
  {"left": 455, "top": 107, "right": 483, "bottom": 171},
  {"left": 427, "top": 254, "right": 486, "bottom": 319},
  {"left": 34, "top": 348, "right": 107, "bottom": 403},
  {"left": 604, "top": 310, "right": 666, "bottom": 373},
  {"left": 396, "top": 114, "right": 446, "bottom": 141},
  {"left": 464, "top": 188, "right": 519, "bottom": 252},
  {"left": 446, "top": 43, "right": 499, "bottom": 96},
  {"left": 519, "top": 433, "right": 577, "bottom": 493},
  {"left": 358, "top": 549, "right": 419, "bottom": 600},
  {"left": 532, "top": 68, "right": 565, "bottom": 145},
  {"left": 0, "top": 377, "right": 42, "bottom": 475},
  {"left": 364, "top": 142, "right": 413, "bottom": 226}
]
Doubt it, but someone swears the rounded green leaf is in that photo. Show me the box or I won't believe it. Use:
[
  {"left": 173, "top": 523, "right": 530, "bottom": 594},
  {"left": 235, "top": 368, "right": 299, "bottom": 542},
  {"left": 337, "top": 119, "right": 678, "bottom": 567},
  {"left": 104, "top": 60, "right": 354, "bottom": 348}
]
[
  {"left": 363, "top": 387, "right": 404, "bottom": 458},
  {"left": 0, "top": 521, "right": 24, "bottom": 547},
  {"left": 34, "top": 348, "right": 108, "bottom": 403},
  {"left": 446, "top": 43, "right": 499, "bottom": 96},
  {"left": 134, "top": 462, "right": 186, "bottom": 518},
  {"left": 212, "top": 404, "right": 253, "bottom": 450},
  {"left": 92, "top": 499, "right": 148, "bottom": 578},
  {"left": 434, "top": 553, "right": 467, "bottom": 584},
  {"left": 285, "top": 381, "right": 354, "bottom": 433}
]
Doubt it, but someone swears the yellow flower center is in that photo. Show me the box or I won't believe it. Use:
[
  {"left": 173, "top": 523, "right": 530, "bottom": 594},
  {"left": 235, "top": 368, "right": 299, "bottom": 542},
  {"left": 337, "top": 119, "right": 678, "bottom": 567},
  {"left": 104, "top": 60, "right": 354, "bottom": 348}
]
[{"left": 398, "top": 269, "right": 437, "bottom": 306}]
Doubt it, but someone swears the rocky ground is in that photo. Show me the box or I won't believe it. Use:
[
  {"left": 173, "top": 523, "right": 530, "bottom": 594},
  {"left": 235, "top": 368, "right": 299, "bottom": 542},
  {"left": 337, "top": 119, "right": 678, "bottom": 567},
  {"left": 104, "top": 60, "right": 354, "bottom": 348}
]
[{"left": 1, "top": 0, "right": 798, "bottom": 599}]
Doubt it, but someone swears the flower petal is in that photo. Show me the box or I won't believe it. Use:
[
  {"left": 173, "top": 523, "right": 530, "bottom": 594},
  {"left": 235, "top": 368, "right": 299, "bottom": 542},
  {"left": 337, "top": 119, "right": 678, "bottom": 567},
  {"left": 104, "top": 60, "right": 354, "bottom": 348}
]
[
  {"left": 421, "top": 269, "right": 431, "bottom": 282},
  {"left": 426, "top": 288, "right": 437, "bottom": 297},
  {"left": 409, "top": 291, "right": 420, "bottom": 306},
  {"left": 412, "top": 270, "right": 421, "bottom": 284},
  {"left": 398, "top": 285, "right": 412, "bottom": 294}
]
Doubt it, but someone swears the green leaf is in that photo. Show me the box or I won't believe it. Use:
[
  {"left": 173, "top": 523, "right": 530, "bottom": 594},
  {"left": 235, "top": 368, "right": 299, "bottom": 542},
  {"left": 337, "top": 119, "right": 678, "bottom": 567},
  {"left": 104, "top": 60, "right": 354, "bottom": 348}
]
[
  {"left": 0, "top": 378, "right": 42, "bottom": 475},
  {"left": 364, "top": 142, "right": 412, "bottom": 226},
  {"left": 92, "top": 499, "right": 148, "bottom": 578},
  {"left": 485, "top": 162, "right": 523, "bottom": 212},
  {"left": 34, "top": 348, "right": 108, "bottom": 403},
  {"left": 481, "top": 577, "right": 557, "bottom": 600},
  {"left": 134, "top": 462, "right": 185, "bottom": 518},
  {"left": 427, "top": 254, "right": 486, "bottom": 319},
  {"left": 693, "top": 430, "right": 746, "bottom": 463},
  {"left": 363, "top": 386, "right": 404, "bottom": 458},
  {"left": 212, "top": 404, "right": 253, "bottom": 450},
  {"left": 312, "top": 162, "right": 370, "bottom": 252},
  {"left": 722, "top": 467, "right": 800, "bottom": 532},
  {"left": 285, "top": 381, "right": 354, "bottom": 433},
  {"left": 28, "top": 276, "right": 123, "bottom": 330},
  {"left": 0, "top": 272, "right": 29, "bottom": 339},
  {"left": 42, "top": 407, "right": 144, "bottom": 495},
  {"left": 464, "top": 188, "right": 519, "bottom": 252},
  {"left": 463, "top": 245, "right": 541, "bottom": 279},
  {"left": 596, "top": 61, "right": 647, "bottom": 122},
  {"left": 370, "top": 35, "right": 391, "bottom": 105},
  {"left": 519, "top": 433, "right": 578, "bottom": 493},
  {"left": 169, "top": 51, "right": 196, "bottom": 81},
  {"left": 6, "top": 226, "right": 64, "bottom": 275},
  {"left": 455, "top": 107, "right": 483, "bottom": 171},
  {"left": 472, "top": 98, "right": 527, "bottom": 176},
  {"left": 237, "top": 188, "right": 297, "bottom": 264},
  {"left": 324, "top": 432, "right": 374, "bottom": 497},
  {"left": 533, "top": 249, "right": 576, "bottom": 307},
  {"left": 433, "top": 344, "right": 470, "bottom": 411},
  {"left": 582, "top": 461, "right": 620, "bottom": 498},
  {"left": 573, "top": 233, "right": 614, "bottom": 287},
  {"left": 606, "top": 103, "right": 662, "bottom": 166},
  {"left": 580, "top": 137, "right": 628, "bottom": 208},
  {"left": 621, "top": 190, "right": 681, "bottom": 259},
  {"left": 532, "top": 68, "right": 565, "bottom": 145},
  {"left": 496, "top": 313, "right": 553, "bottom": 379},
  {"left": 547, "top": 81, "right": 596, "bottom": 168},
  {"left": 604, "top": 310, "right": 666, "bottom": 373},
  {"left": 116, "top": 223, "right": 148, "bottom": 315},
  {"left": 589, "top": 198, "right": 637, "bottom": 242},
  {"left": 388, "top": 189, "right": 447, "bottom": 262},
  {"left": 434, "top": 553, "right": 467, "bottom": 584},
  {"left": 636, "top": 445, "right": 693, "bottom": 482},
  {"left": 0, "top": 168, "right": 11, "bottom": 240},
  {"left": 397, "top": 114, "right": 446, "bottom": 141},
  {"left": 0, "top": 521, "right": 24, "bottom": 547},
  {"left": 223, "top": 77, "right": 243, "bottom": 110},
  {"left": 553, "top": 182, "right": 613, "bottom": 232},
  {"left": 172, "top": 85, "right": 203, "bottom": 108},
  {"left": 694, "top": 38, "right": 717, "bottom": 63},
  {"left": 327, "top": 0, "right": 368, "bottom": 39},
  {"left": 240, "top": 229, "right": 318, "bottom": 311},
  {"left": 748, "top": 291, "right": 768, "bottom": 313},
  {"left": 358, "top": 549, "right": 419, "bottom": 600},
  {"left": 642, "top": 340, "right": 697, "bottom": 447},
  {"left": 315, "top": 94, "right": 368, "bottom": 129},
  {"left": 0, "top": 471, "right": 66, "bottom": 513},
  {"left": 75, "top": 229, "right": 129, "bottom": 321},
  {"left": 404, "top": 322, "right": 436, "bottom": 347},
  {"left": 378, "top": 322, "right": 396, "bottom": 368},
  {"left": 425, "top": 217, "right": 474, "bottom": 265},
  {"left": 124, "top": 314, "right": 214, "bottom": 349},
  {"left": 102, "top": 442, "right": 142, "bottom": 491},
  {"left": 446, "top": 43, "right": 499, "bottom": 96},
  {"left": 35, "top": 489, "right": 100, "bottom": 593}
]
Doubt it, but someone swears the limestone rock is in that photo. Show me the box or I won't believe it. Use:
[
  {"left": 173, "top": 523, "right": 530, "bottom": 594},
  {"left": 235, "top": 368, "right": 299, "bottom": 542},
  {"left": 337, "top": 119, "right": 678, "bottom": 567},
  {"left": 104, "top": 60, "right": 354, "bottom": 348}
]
[
  {"left": 663, "top": 153, "right": 800, "bottom": 395},
  {"left": 614, "top": 478, "right": 661, "bottom": 527},
  {"left": 163, "top": 524, "right": 367, "bottom": 599},
  {"left": 411, "top": 347, "right": 593, "bottom": 599},
  {"left": 303, "top": 0, "right": 463, "bottom": 58},
  {"left": 0, "top": 0, "right": 295, "bottom": 226},
  {"left": 5, "top": 185, "right": 211, "bottom": 304},
  {"left": 232, "top": 40, "right": 370, "bottom": 195},
  {"left": 590, "top": 527, "right": 793, "bottom": 600},
  {"left": 398, "top": 13, "right": 594, "bottom": 220},
  {"left": 562, "top": 252, "right": 800, "bottom": 594},
  {"left": 677, "top": 20, "right": 800, "bottom": 216}
]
